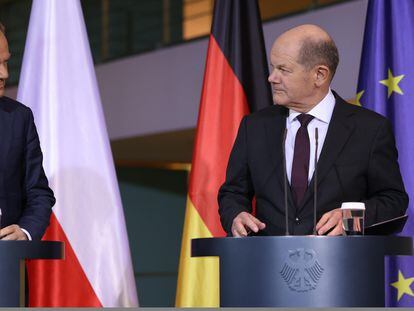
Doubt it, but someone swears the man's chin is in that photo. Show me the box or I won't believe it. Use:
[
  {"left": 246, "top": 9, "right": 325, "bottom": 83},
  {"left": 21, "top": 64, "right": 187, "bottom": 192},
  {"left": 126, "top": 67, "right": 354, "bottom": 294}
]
[{"left": 273, "top": 96, "right": 289, "bottom": 107}]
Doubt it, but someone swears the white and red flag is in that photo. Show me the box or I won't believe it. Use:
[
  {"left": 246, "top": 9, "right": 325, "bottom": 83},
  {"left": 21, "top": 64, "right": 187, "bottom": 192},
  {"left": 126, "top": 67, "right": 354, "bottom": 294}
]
[{"left": 17, "top": 0, "right": 138, "bottom": 307}]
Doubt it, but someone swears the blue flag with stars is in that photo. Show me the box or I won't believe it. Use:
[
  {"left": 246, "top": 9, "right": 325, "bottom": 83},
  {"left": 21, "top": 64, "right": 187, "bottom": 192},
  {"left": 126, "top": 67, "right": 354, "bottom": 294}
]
[{"left": 357, "top": 0, "right": 414, "bottom": 307}]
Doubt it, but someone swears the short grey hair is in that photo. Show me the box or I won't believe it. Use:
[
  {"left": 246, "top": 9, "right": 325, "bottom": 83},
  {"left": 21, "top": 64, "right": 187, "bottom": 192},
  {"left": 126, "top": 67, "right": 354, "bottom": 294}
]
[{"left": 297, "top": 37, "right": 339, "bottom": 80}]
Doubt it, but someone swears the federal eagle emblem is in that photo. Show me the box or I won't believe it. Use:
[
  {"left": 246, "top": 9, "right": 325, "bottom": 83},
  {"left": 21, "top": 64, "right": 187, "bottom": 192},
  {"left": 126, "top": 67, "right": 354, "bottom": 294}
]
[{"left": 280, "top": 248, "right": 324, "bottom": 292}]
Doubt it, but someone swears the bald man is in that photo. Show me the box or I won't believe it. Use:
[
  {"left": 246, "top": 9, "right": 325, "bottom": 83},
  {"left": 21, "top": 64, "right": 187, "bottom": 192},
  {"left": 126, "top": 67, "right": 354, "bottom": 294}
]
[
  {"left": 218, "top": 24, "right": 408, "bottom": 237},
  {"left": 0, "top": 23, "right": 55, "bottom": 240}
]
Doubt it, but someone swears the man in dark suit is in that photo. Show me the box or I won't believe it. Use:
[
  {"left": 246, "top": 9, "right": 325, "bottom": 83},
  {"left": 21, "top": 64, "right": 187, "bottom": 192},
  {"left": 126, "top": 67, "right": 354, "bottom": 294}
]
[
  {"left": 0, "top": 23, "right": 55, "bottom": 240},
  {"left": 218, "top": 24, "right": 408, "bottom": 237}
]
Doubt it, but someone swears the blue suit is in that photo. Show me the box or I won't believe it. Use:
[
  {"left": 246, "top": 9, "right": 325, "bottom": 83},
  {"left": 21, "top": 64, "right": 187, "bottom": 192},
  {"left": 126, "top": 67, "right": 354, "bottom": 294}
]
[
  {"left": 0, "top": 96, "right": 55, "bottom": 240},
  {"left": 219, "top": 94, "right": 408, "bottom": 235}
]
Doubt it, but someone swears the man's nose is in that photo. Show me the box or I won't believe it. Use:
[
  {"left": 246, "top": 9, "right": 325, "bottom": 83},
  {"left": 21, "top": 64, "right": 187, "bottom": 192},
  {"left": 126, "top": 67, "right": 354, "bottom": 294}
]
[
  {"left": 0, "top": 63, "right": 8, "bottom": 80},
  {"left": 268, "top": 69, "right": 279, "bottom": 83}
]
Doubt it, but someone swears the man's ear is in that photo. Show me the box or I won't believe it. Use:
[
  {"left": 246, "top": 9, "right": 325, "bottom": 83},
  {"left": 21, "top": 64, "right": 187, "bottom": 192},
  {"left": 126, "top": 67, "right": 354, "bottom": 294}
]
[{"left": 314, "top": 65, "right": 330, "bottom": 87}]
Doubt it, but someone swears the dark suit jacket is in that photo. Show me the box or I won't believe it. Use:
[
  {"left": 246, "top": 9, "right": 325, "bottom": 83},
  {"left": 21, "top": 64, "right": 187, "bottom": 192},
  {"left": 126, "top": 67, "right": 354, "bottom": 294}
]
[
  {"left": 0, "top": 96, "right": 55, "bottom": 240},
  {"left": 218, "top": 93, "right": 408, "bottom": 235}
]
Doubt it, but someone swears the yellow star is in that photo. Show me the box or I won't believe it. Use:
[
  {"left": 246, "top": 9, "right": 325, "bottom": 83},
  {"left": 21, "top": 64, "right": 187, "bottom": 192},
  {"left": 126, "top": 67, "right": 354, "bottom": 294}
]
[
  {"left": 354, "top": 90, "right": 364, "bottom": 106},
  {"left": 379, "top": 68, "right": 404, "bottom": 98},
  {"left": 391, "top": 270, "right": 414, "bottom": 301}
]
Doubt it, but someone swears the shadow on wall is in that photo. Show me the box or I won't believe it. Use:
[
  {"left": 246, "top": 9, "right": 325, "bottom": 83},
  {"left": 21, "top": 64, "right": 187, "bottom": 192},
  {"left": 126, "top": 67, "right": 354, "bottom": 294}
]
[{"left": 116, "top": 166, "right": 188, "bottom": 307}]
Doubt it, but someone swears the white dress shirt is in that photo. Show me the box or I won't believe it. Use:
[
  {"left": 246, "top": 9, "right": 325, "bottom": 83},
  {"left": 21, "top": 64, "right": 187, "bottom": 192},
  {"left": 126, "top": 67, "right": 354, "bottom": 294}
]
[
  {"left": 285, "top": 89, "right": 336, "bottom": 184},
  {"left": 21, "top": 228, "right": 32, "bottom": 240}
]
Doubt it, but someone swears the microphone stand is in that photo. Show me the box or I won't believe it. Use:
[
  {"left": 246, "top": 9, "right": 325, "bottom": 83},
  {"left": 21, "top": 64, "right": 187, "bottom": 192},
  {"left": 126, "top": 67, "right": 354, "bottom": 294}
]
[
  {"left": 283, "top": 128, "right": 289, "bottom": 235},
  {"left": 313, "top": 127, "right": 319, "bottom": 235}
]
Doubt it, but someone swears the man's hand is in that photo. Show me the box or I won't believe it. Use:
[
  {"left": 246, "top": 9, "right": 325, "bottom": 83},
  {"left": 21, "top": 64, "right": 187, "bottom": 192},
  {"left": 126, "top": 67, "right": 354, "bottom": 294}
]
[
  {"left": 315, "top": 208, "right": 343, "bottom": 236},
  {"left": 0, "top": 224, "right": 28, "bottom": 240},
  {"left": 231, "top": 212, "right": 266, "bottom": 237}
]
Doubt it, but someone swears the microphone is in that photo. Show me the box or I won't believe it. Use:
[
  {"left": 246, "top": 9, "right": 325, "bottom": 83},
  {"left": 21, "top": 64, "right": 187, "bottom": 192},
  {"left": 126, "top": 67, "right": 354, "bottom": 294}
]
[
  {"left": 282, "top": 128, "right": 289, "bottom": 235},
  {"left": 313, "top": 127, "right": 319, "bottom": 235}
]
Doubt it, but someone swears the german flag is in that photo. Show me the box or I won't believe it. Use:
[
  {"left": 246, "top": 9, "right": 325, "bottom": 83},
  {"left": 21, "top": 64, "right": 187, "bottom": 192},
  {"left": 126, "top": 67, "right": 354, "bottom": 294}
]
[{"left": 175, "top": 0, "right": 272, "bottom": 307}]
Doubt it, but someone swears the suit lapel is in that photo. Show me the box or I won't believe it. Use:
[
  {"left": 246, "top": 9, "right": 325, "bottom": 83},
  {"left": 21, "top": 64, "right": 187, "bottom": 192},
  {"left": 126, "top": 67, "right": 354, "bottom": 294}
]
[
  {"left": 264, "top": 106, "right": 296, "bottom": 213},
  {"left": 0, "top": 98, "right": 14, "bottom": 170},
  {"left": 264, "top": 106, "right": 286, "bottom": 188},
  {"left": 299, "top": 96, "right": 355, "bottom": 211}
]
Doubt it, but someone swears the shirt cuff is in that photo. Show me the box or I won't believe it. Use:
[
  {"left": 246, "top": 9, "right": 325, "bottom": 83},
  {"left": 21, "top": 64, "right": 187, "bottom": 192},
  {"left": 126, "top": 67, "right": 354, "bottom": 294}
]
[{"left": 21, "top": 228, "right": 32, "bottom": 241}]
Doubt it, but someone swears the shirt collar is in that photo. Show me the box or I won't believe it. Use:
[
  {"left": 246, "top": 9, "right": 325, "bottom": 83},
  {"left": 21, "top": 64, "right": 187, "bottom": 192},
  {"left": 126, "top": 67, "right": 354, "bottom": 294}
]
[{"left": 287, "top": 88, "right": 336, "bottom": 125}]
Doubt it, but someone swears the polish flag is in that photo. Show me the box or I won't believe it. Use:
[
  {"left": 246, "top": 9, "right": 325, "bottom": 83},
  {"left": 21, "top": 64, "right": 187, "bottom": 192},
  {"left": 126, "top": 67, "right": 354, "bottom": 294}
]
[{"left": 17, "top": 0, "right": 138, "bottom": 306}]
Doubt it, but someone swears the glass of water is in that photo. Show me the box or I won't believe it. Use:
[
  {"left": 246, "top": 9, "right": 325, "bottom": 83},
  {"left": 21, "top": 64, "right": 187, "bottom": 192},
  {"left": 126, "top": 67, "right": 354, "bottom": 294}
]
[{"left": 341, "top": 202, "right": 365, "bottom": 235}]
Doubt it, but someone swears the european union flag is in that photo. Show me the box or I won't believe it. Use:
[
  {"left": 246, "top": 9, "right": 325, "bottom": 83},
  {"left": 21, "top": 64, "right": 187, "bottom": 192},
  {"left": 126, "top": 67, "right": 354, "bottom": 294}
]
[{"left": 357, "top": 0, "right": 414, "bottom": 307}]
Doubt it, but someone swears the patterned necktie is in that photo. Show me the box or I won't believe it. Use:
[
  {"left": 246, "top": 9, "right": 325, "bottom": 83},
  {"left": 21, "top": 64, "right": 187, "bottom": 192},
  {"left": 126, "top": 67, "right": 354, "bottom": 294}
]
[{"left": 291, "top": 114, "right": 314, "bottom": 206}]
